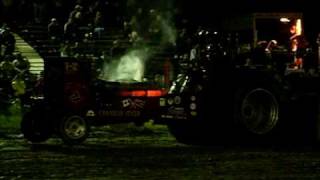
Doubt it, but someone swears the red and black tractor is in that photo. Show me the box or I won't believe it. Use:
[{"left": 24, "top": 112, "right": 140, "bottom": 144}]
[{"left": 21, "top": 57, "right": 166, "bottom": 144}]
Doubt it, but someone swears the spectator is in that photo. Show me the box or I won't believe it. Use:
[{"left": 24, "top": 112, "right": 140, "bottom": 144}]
[
  {"left": 93, "top": 11, "right": 104, "bottom": 39},
  {"left": 64, "top": 17, "right": 79, "bottom": 43},
  {"left": 148, "top": 9, "right": 162, "bottom": 42},
  {"left": 69, "top": 4, "right": 83, "bottom": 22},
  {"left": 12, "top": 52, "right": 30, "bottom": 73},
  {"left": 289, "top": 20, "right": 308, "bottom": 69},
  {"left": 0, "top": 27, "right": 15, "bottom": 56},
  {"left": 0, "top": 55, "right": 15, "bottom": 81},
  {"left": 317, "top": 33, "right": 320, "bottom": 67},
  {"left": 110, "top": 40, "right": 123, "bottom": 59},
  {"left": 48, "top": 18, "right": 62, "bottom": 41}
]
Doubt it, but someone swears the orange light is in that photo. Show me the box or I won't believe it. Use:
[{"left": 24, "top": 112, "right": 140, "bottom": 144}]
[
  {"left": 119, "top": 90, "right": 146, "bottom": 97},
  {"left": 147, "top": 90, "right": 163, "bottom": 97},
  {"left": 131, "top": 90, "right": 147, "bottom": 97},
  {"left": 119, "top": 89, "right": 164, "bottom": 97}
]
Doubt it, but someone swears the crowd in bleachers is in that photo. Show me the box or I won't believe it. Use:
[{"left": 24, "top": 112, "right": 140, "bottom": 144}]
[
  {"left": 1, "top": 0, "right": 190, "bottom": 60},
  {"left": 0, "top": 25, "right": 37, "bottom": 108},
  {"left": 0, "top": 0, "right": 189, "bottom": 103},
  {"left": 40, "top": 1, "right": 178, "bottom": 58}
]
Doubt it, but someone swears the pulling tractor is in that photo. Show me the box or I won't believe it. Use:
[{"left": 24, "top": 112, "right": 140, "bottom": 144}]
[
  {"left": 21, "top": 57, "right": 165, "bottom": 144},
  {"left": 159, "top": 12, "right": 320, "bottom": 145},
  {"left": 21, "top": 12, "right": 320, "bottom": 146}
]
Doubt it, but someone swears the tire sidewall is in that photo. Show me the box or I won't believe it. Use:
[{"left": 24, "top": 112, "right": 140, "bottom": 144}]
[
  {"left": 58, "top": 114, "right": 90, "bottom": 145},
  {"left": 233, "top": 82, "right": 283, "bottom": 144}
]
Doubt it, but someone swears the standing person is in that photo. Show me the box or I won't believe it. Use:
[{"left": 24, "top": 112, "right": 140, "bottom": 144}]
[
  {"left": 69, "top": 4, "right": 83, "bottom": 22},
  {"left": 316, "top": 33, "right": 320, "bottom": 69},
  {"left": 48, "top": 18, "right": 62, "bottom": 41},
  {"left": 93, "top": 11, "right": 105, "bottom": 39},
  {"left": 0, "top": 28, "right": 15, "bottom": 56},
  {"left": 64, "top": 17, "right": 78, "bottom": 43},
  {"left": 289, "top": 19, "right": 307, "bottom": 69},
  {"left": 0, "top": 27, "right": 3, "bottom": 58},
  {"left": 0, "top": 54, "right": 15, "bottom": 113},
  {"left": 0, "top": 55, "right": 15, "bottom": 84},
  {"left": 289, "top": 23, "right": 299, "bottom": 68}
]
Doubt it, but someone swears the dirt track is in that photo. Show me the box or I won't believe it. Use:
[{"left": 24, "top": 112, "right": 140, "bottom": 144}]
[{"left": 1, "top": 124, "right": 320, "bottom": 179}]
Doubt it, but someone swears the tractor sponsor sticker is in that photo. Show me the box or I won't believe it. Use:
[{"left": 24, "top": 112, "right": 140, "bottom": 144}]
[
  {"left": 69, "top": 91, "right": 81, "bottom": 103},
  {"left": 98, "top": 110, "right": 141, "bottom": 117},
  {"left": 64, "top": 62, "right": 79, "bottom": 74},
  {"left": 168, "top": 107, "right": 186, "bottom": 115},
  {"left": 64, "top": 82, "right": 89, "bottom": 107},
  {"left": 162, "top": 107, "right": 187, "bottom": 119},
  {"left": 122, "top": 98, "right": 145, "bottom": 109}
]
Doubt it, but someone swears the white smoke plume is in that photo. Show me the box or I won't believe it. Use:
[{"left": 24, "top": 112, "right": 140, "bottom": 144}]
[
  {"left": 100, "top": 1, "right": 177, "bottom": 82},
  {"left": 158, "top": 12, "right": 177, "bottom": 45},
  {"left": 100, "top": 47, "right": 151, "bottom": 82}
]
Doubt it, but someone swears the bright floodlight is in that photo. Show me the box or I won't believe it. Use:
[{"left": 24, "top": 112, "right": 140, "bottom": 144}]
[{"left": 280, "top": 18, "right": 290, "bottom": 23}]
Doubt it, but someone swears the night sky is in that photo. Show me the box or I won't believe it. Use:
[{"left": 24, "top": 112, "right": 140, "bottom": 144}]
[
  {"left": 0, "top": 0, "right": 319, "bottom": 41},
  {"left": 177, "top": 0, "right": 319, "bottom": 41}
]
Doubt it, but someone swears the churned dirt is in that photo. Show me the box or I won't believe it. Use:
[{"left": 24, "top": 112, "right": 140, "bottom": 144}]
[{"left": 1, "top": 123, "right": 320, "bottom": 179}]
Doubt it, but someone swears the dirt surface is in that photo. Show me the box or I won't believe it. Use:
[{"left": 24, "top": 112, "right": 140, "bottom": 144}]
[{"left": 1, "top": 124, "right": 320, "bottom": 179}]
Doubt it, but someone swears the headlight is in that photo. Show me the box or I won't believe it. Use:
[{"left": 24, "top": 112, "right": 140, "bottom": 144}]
[
  {"left": 159, "top": 98, "right": 166, "bottom": 106},
  {"left": 167, "top": 98, "right": 174, "bottom": 105},
  {"left": 190, "top": 103, "right": 197, "bottom": 110},
  {"left": 86, "top": 110, "right": 95, "bottom": 117},
  {"left": 174, "top": 96, "right": 181, "bottom": 104}
]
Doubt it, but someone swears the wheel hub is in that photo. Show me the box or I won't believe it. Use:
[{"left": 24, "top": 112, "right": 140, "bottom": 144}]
[
  {"left": 64, "top": 116, "right": 87, "bottom": 139},
  {"left": 241, "top": 88, "right": 279, "bottom": 134}
]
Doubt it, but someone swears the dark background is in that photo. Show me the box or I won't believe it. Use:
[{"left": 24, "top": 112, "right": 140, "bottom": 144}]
[
  {"left": 1, "top": 0, "right": 318, "bottom": 33},
  {"left": 0, "top": 0, "right": 319, "bottom": 55},
  {"left": 178, "top": 0, "right": 319, "bottom": 39}
]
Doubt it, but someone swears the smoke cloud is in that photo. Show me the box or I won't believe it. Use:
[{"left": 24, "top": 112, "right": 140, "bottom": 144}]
[
  {"left": 159, "top": 12, "right": 177, "bottom": 45},
  {"left": 101, "top": 47, "right": 151, "bottom": 82},
  {"left": 100, "top": 0, "right": 177, "bottom": 82}
]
